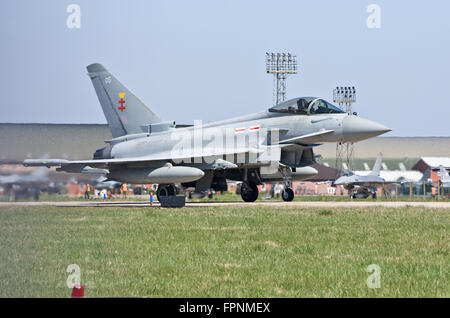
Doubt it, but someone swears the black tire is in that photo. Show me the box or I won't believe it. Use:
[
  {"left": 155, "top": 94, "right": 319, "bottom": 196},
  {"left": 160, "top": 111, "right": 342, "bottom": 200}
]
[
  {"left": 156, "top": 184, "right": 175, "bottom": 202},
  {"left": 282, "top": 188, "right": 294, "bottom": 202},
  {"left": 240, "top": 182, "right": 259, "bottom": 202}
]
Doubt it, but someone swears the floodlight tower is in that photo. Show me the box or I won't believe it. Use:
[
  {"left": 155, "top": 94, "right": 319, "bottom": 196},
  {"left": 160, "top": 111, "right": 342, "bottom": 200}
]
[
  {"left": 266, "top": 52, "right": 297, "bottom": 105},
  {"left": 333, "top": 86, "right": 356, "bottom": 113},
  {"left": 333, "top": 86, "right": 357, "bottom": 174}
]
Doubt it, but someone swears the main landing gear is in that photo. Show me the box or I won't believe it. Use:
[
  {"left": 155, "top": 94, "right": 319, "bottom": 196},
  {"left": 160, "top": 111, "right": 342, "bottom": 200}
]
[
  {"left": 240, "top": 182, "right": 259, "bottom": 202},
  {"left": 238, "top": 167, "right": 295, "bottom": 203},
  {"left": 156, "top": 184, "right": 175, "bottom": 202}
]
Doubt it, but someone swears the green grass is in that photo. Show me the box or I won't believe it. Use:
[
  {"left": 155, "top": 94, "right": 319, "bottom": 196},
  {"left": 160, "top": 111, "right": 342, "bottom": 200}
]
[
  {"left": 192, "top": 192, "right": 450, "bottom": 202},
  {"left": 0, "top": 205, "right": 448, "bottom": 297}
]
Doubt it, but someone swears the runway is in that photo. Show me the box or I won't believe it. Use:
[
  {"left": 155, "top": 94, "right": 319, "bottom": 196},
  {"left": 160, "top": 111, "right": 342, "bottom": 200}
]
[{"left": 1, "top": 200, "right": 450, "bottom": 209}]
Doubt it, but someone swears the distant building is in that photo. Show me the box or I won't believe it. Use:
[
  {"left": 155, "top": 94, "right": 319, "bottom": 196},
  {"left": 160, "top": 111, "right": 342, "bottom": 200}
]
[
  {"left": 412, "top": 157, "right": 450, "bottom": 184},
  {"left": 353, "top": 170, "right": 423, "bottom": 183}
]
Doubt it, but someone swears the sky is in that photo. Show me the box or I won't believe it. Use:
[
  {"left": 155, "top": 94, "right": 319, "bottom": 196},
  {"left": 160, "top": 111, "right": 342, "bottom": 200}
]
[{"left": 0, "top": 0, "right": 449, "bottom": 136}]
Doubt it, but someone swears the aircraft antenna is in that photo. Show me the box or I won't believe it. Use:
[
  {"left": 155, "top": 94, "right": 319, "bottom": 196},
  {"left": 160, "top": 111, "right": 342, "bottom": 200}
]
[
  {"left": 333, "top": 86, "right": 357, "bottom": 177},
  {"left": 266, "top": 52, "right": 297, "bottom": 105}
]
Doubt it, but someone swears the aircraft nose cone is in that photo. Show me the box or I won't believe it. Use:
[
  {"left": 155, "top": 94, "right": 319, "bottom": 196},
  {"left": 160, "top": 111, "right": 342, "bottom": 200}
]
[
  {"left": 333, "top": 175, "right": 348, "bottom": 186},
  {"left": 342, "top": 115, "right": 391, "bottom": 142}
]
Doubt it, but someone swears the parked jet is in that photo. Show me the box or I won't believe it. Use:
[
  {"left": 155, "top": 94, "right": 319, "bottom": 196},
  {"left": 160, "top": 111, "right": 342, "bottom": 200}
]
[
  {"left": 0, "top": 167, "right": 50, "bottom": 200},
  {"left": 438, "top": 165, "right": 450, "bottom": 188},
  {"left": 24, "top": 63, "right": 391, "bottom": 202},
  {"left": 333, "top": 153, "right": 389, "bottom": 198},
  {"left": 94, "top": 176, "right": 122, "bottom": 191}
]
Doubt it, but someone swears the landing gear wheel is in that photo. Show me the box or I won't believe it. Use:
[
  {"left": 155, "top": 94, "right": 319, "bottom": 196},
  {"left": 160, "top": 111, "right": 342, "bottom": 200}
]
[
  {"left": 156, "top": 184, "right": 175, "bottom": 202},
  {"left": 240, "top": 182, "right": 259, "bottom": 202},
  {"left": 282, "top": 188, "right": 294, "bottom": 202}
]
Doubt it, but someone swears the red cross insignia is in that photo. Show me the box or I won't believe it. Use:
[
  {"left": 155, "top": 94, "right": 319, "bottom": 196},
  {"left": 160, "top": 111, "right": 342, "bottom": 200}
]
[{"left": 118, "top": 92, "right": 126, "bottom": 112}]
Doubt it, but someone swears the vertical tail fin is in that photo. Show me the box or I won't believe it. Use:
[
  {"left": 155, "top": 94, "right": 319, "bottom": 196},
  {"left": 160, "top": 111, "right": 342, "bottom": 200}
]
[
  {"left": 439, "top": 165, "right": 449, "bottom": 182},
  {"left": 369, "top": 152, "right": 382, "bottom": 176},
  {"left": 86, "top": 63, "right": 162, "bottom": 138}
]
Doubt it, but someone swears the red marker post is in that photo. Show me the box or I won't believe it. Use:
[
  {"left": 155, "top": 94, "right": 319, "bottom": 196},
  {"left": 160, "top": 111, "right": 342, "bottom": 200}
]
[{"left": 71, "top": 284, "right": 84, "bottom": 298}]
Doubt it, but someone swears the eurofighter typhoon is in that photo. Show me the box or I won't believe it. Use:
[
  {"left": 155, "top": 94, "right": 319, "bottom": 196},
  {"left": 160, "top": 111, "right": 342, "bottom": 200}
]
[{"left": 24, "top": 64, "right": 391, "bottom": 202}]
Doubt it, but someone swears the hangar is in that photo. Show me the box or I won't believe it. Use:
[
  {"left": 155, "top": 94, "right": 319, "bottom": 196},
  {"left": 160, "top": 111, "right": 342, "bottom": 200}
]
[{"left": 413, "top": 157, "right": 450, "bottom": 184}]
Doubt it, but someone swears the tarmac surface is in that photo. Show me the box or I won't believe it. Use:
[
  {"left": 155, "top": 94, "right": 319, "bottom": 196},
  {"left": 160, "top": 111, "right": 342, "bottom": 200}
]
[{"left": 1, "top": 200, "right": 450, "bottom": 209}]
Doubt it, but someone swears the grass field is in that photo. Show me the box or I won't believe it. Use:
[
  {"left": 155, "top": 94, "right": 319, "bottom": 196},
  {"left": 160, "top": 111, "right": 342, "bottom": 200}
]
[{"left": 0, "top": 204, "right": 448, "bottom": 297}]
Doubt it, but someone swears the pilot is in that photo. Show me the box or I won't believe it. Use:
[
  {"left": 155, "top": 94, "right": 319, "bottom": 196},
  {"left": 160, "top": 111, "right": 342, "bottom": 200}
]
[{"left": 297, "top": 99, "right": 309, "bottom": 113}]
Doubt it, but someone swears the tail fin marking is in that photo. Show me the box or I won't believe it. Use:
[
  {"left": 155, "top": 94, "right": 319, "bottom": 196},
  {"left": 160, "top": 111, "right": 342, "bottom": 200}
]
[{"left": 87, "top": 63, "right": 162, "bottom": 138}]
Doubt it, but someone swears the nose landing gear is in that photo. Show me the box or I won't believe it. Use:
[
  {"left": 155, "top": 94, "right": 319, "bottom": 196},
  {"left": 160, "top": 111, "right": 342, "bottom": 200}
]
[
  {"left": 282, "top": 187, "right": 294, "bottom": 201},
  {"left": 281, "top": 167, "right": 294, "bottom": 202}
]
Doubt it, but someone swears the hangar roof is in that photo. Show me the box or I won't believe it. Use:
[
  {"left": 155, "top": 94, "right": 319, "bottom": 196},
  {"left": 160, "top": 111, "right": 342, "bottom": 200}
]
[
  {"left": 354, "top": 170, "right": 423, "bottom": 183},
  {"left": 419, "top": 157, "right": 450, "bottom": 169}
]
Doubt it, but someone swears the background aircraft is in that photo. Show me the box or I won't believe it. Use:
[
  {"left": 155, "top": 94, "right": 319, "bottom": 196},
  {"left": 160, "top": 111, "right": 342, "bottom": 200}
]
[
  {"left": 0, "top": 167, "right": 53, "bottom": 200},
  {"left": 333, "top": 153, "right": 390, "bottom": 199},
  {"left": 438, "top": 165, "right": 450, "bottom": 188},
  {"left": 24, "top": 64, "right": 390, "bottom": 203},
  {"left": 94, "top": 176, "right": 122, "bottom": 191}
]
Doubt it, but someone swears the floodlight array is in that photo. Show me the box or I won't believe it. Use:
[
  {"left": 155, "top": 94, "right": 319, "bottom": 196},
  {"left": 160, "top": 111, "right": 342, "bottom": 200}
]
[
  {"left": 333, "top": 86, "right": 356, "bottom": 104},
  {"left": 265, "top": 52, "right": 297, "bottom": 74}
]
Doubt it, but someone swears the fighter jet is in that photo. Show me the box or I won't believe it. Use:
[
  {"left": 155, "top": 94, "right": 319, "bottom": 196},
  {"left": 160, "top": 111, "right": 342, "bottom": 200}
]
[
  {"left": 24, "top": 63, "right": 391, "bottom": 202},
  {"left": 0, "top": 167, "right": 50, "bottom": 200},
  {"left": 333, "top": 153, "right": 389, "bottom": 199},
  {"left": 438, "top": 165, "right": 450, "bottom": 188},
  {"left": 94, "top": 176, "right": 122, "bottom": 191}
]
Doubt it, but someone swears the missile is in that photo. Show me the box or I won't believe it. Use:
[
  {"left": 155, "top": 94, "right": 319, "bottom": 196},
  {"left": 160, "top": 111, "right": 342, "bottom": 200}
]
[{"left": 24, "top": 159, "right": 69, "bottom": 167}]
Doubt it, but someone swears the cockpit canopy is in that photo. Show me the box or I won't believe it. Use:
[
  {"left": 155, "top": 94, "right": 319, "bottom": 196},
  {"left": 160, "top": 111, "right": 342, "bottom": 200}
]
[{"left": 268, "top": 97, "right": 344, "bottom": 115}]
